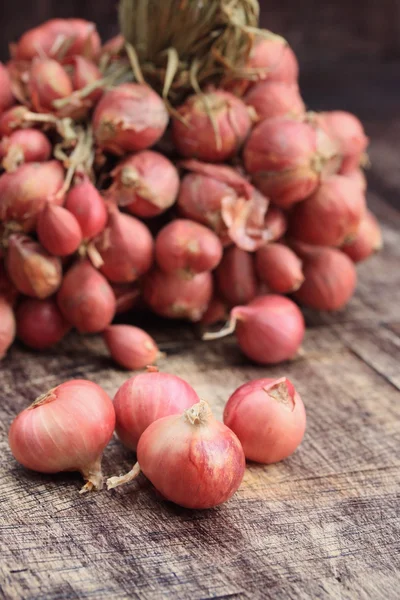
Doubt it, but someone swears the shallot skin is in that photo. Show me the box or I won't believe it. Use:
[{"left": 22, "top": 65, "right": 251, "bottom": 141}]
[
  {"left": 37, "top": 203, "right": 83, "bottom": 257},
  {"left": 244, "top": 81, "right": 305, "bottom": 122},
  {"left": 216, "top": 246, "right": 258, "bottom": 307},
  {"left": 224, "top": 377, "right": 306, "bottom": 464},
  {"left": 317, "top": 111, "right": 369, "bottom": 174},
  {"left": 341, "top": 210, "right": 382, "bottom": 263},
  {"left": 0, "top": 297, "right": 16, "bottom": 359},
  {"left": 16, "top": 297, "right": 71, "bottom": 350},
  {"left": 136, "top": 402, "right": 246, "bottom": 509},
  {"left": 103, "top": 325, "right": 160, "bottom": 371},
  {"left": 0, "top": 129, "right": 52, "bottom": 171},
  {"left": 28, "top": 58, "right": 73, "bottom": 114},
  {"left": 255, "top": 243, "right": 304, "bottom": 294},
  {"left": 65, "top": 176, "right": 107, "bottom": 240},
  {"left": 113, "top": 371, "right": 200, "bottom": 450},
  {"left": 0, "top": 62, "right": 14, "bottom": 114},
  {"left": 8, "top": 380, "right": 115, "bottom": 491},
  {"left": 92, "top": 83, "right": 169, "bottom": 155}
]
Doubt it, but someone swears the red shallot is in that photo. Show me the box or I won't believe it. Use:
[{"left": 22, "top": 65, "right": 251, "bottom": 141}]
[
  {"left": 341, "top": 210, "right": 383, "bottom": 263},
  {"left": 245, "top": 81, "right": 305, "bottom": 121},
  {"left": 16, "top": 297, "right": 71, "bottom": 350},
  {"left": 57, "top": 260, "right": 116, "bottom": 333},
  {"left": 0, "top": 297, "right": 16, "bottom": 359},
  {"left": 143, "top": 269, "right": 213, "bottom": 322},
  {"left": 112, "top": 368, "right": 199, "bottom": 451},
  {"left": 103, "top": 325, "right": 162, "bottom": 371},
  {"left": 8, "top": 380, "right": 115, "bottom": 492},
  {"left": 37, "top": 203, "right": 83, "bottom": 257},
  {"left": 255, "top": 243, "right": 304, "bottom": 293},
  {"left": 92, "top": 83, "right": 169, "bottom": 155},
  {"left": 0, "top": 129, "right": 52, "bottom": 172},
  {"left": 65, "top": 175, "right": 107, "bottom": 240},
  {"left": 28, "top": 58, "right": 73, "bottom": 114},
  {"left": 0, "top": 62, "right": 15, "bottom": 114},
  {"left": 215, "top": 246, "right": 258, "bottom": 307},
  {"left": 107, "top": 400, "right": 245, "bottom": 510},
  {"left": 172, "top": 90, "right": 252, "bottom": 162},
  {"left": 224, "top": 377, "right": 306, "bottom": 463},
  {"left": 204, "top": 295, "right": 305, "bottom": 365},
  {"left": 155, "top": 219, "right": 223, "bottom": 277}
]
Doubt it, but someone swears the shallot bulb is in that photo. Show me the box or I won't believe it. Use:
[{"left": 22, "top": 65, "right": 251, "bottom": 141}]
[
  {"left": 204, "top": 295, "right": 305, "bottom": 365},
  {"left": 243, "top": 116, "right": 337, "bottom": 208},
  {"left": 92, "top": 83, "right": 169, "bottom": 155},
  {"left": 342, "top": 210, "right": 383, "bottom": 263},
  {"left": 13, "top": 18, "right": 101, "bottom": 61},
  {"left": 6, "top": 234, "right": 62, "bottom": 299},
  {"left": 245, "top": 81, "right": 305, "bottom": 121},
  {"left": 216, "top": 246, "right": 258, "bottom": 307},
  {"left": 57, "top": 260, "right": 116, "bottom": 333},
  {"left": 28, "top": 58, "right": 73, "bottom": 114},
  {"left": 113, "top": 369, "right": 199, "bottom": 451},
  {"left": 93, "top": 205, "right": 154, "bottom": 283},
  {"left": 16, "top": 297, "right": 71, "bottom": 350},
  {"left": 255, "top": 243, "right": 304, "bottom": 293},
  {"left": 293, "top": 245, "right": 357, "bottom": 311},
  {"left": 155, "top": 219, "right": 223, "bottom": 277},
  {"left": 264, "top": 206, "right": 288, "bottom": 241},
  {"left": 289, "top": 175, "right": 366, "bottom": 247},
  {"left": 65, "top": 176, "right": 107, "bottom": 240},
  {"left": 0, "top": 129, "right": 52, "bottom": 172},
  {"left": 178, "top": 160, "right": 269, "bottom": 251},
  {"left": 143, "top": 269, "right": 213, "bottom": 322},
  {"left": 0, "top": 297, "right": 16, "bottom": 359},
  {"left": 64, "top": 56, "right": 102, "bottom": 102},
  {"left": 0, "top": 106, "right": 31, "bottom": 137},
  {"left": 9, "top": 380, "right": 115, "bottom": 492},
  {"left": 37, "top": 203, "right": 83, "bottom": 257},
  {"left": 0, "top": 62, "right": 15, "bottom": 114},
  {"left": 172, "top": 90, "right": 252, "bottom": 162},
  {"left": 103, "top": 325, "right": 161, "bottom": 371},
  {"left": 316, "top": 111, "right": 369, "bottom": 174},
  {"left": 107, "top": 400, "right": 246, "bottom": 510},
  {"left": 107, "top": 151, "right": 180, "bottom": 218},
  {"left": 224, "top": 377, "right": 306, "bottom": 464},
  {"left": 0, "top": 161, "right": 65, "bottom": 232}
]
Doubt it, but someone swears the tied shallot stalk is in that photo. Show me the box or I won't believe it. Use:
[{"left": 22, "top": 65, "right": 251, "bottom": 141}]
[
  {"left": 28, "top": 58, "right": 73, "bottom": 114},
  {"left": 215, "top": 246, "right": 258, "bottom": 307},
  {"left": 315, "top": 111, "right": 369, "bottom": 174},
  {"left": 103, "top": 325, "right": 162, "bottom": 371},
  {"left": 12, "top": 18, "right": 101, "bottom": 61},
  {"left": 0, "top": 62, "right": 15, "bottom": 113},
  {"left": 172, "top": 90, "right": 252, "bottom": 162},
  {"left": 93, "top": 204, "right": 154, "bottom": 283},
  {"left": 223, "top": 32, "right": 299, "bottom": 96},
  {"left": 16, "top": 297, "right": 71, "bottom": 350},
  {"left": 292, "top": 244, "right": 357, "bottom": 311},
  {"left": 112, "top": 368, "right": 199, "bottom": 451},
  {"left": 178, "top": 160, "right": 270, "bottom": 251},
  {"left": 0, "top": 297, "right": 16, "bottom": 359},
  {"left": 37, "top": 203, "right": 83, "bottom": 257},
  {"left": 243, "top": 116, "right": 338, "bottom": 208},
  {"left": 255, "top": 244, "right": 304, "bottom": 294},
  {"left": 107, "top": 151, "right": 180, "bottom": 218},
  {"left": 57, "top": 260, "right": 116, "bottom": 333},
  {"left": 244, "top": 81, "right": 305, "bottom": 121},
  {"left": 92, "top": 83, "right": 169, "bottom": 155},
  {"left": 0, "top": 161, "right": 65, "bottom": 232},
  {"left": 155, "top": 219, "right": 223, "bottom": 277},
  {"left": 224, "top": 378, "right": 306, "bottom": 464},
  {"left": 107, "top": 400, "right": 246, "bottom": 510},
  {"left": 342, "top": 210, "right": 383, "bottom": 263},
  {"left": 143, "top": 269, "right": 213, "bottom": 322},
  {"left": 8, "top": 380, "right": 115, "bottom": 493},
  {"left": 6, "top": 234, "right": 62, "bottom": 299},
  {"left": 204, "top": 295, "right": 305, "bottom": 365},
  {"left": 289, "top": 175, "right": 366, "bottom": 247},
  {"left": 0, "top": 129, "right": 52, "bottom": 172}
]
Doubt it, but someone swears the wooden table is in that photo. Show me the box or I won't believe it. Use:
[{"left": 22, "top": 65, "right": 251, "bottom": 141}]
[{"left": 1, "top": 109, "right": 399, "bottom": 600}]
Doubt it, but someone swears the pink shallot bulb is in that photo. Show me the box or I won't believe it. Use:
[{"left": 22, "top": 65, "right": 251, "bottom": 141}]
[
  {"left": 103, "top": 325, "right": 162, "bottom": 371},
  {"left": 0, "top": 129, "right": 52, "bottom": 172},
  {"left": 16, "top": 297, "right": 71, "bottom": 350},
  {"left": 112, "top": 368, "right": 199, "bottom": 450},
  {"left": 224, "top": 377, "right": 306, "bottom": 464},
  {"left": 0, "top": 297, "right": 16, "bottom": 359},
  {"left": 37, "top": 203, "right": 83, "bottom": 257},
  {"left": 215, "top": 246, "right": 258, "bottom": 307},
  {"left": 0, "top": 63, "right": 14, "bottom": 114},
  {"left": 65, "top": 175, "right": 107, "bottom": 240},
  {"left": 244, "top": 81, "right": 305, "bottom": 121},
  {"left": 341, "top": 210, "right": 383, "bottom": 263},
  {"left": 28, "top": 58, "right": 73, "bottom": 114},
  {"left": 9, "top": 380, "right": 115, "bottom": 492},
  {"left": 255, "top": 243, "right": 304, "bottom": 294},
  {"left": 107, "top": 400, "right": 246, "bottom": 510}
]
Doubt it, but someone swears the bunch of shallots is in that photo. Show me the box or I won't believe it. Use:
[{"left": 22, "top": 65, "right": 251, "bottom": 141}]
[{"left": 0, "top": 17, "right": 382, "bottom": 367}]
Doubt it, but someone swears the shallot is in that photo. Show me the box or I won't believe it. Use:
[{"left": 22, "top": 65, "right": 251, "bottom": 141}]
[
  {"left": 244, "top": 81, "right": 305, "bottom": 121},
  {"left": 65, "top": 175, "right": 107, "bottom": 240},
  {"left": 16, "top": 297, "right": 71, "bottom": 350},
  {"left": 255, "top": 244, "right": 304, "bottom": 293},
  {"left": 155, "top": 219, "right": 223, "bottom": 277},
  {"left": 57, "top": 260, "right": 116, "bottom": 333},
  {"left": 204, "top": 295, "right": 305, "bottom": 365},
  {"left": 103, "top": 325, "right": 161, "bottom": 371},
  {"left": 264, "top": 206, "right": 288, "bottom": 241},
  {"left": 224, "top": 377, "right": 306, "bottom": 463},
  {"left": 215, "top": 246, "right": 258, "bottom": 307},
  {"left": 0, "top": 297, "right": 16, "bottom": 359},
  {"left": 9, "top": 380, "right": 115, "bottom": 492},
  {"left": 342, "top": 210, "right": 383, "bottom": 263},
  {"left": 92, "top": 83, "right": 169, "bottom": 155},
  {"left": 112, "top": 368, "right": 199, "bottom": 450},
  {"left": 0, "top": 129, "right": 52, "bottom": 172},
  {"left": 143, "top": 269, "right": 213, "bottom": 322},
  {"left": 172, "top": 90, "right": 252, "bottom": 162},
  {"left": 107, "top": 400, "right": 246, "bottom": 510},
  {"left": 200, "top": 296, "right": 228, "bottom": 326},
  {"left": 0, "top": 62, "right": 15, "bottom": 114},
  {"left": 6, "top": 234, "right": 62, "bottom": 299},
  {"left": 107, "top": 151, "right": 180, "bottom": 218},
  {"left": 28, "top": 58, "right": 73, "bottom": 114},
  {"left": 37, "top": 203, "right": 83, "bottom": 257}
]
